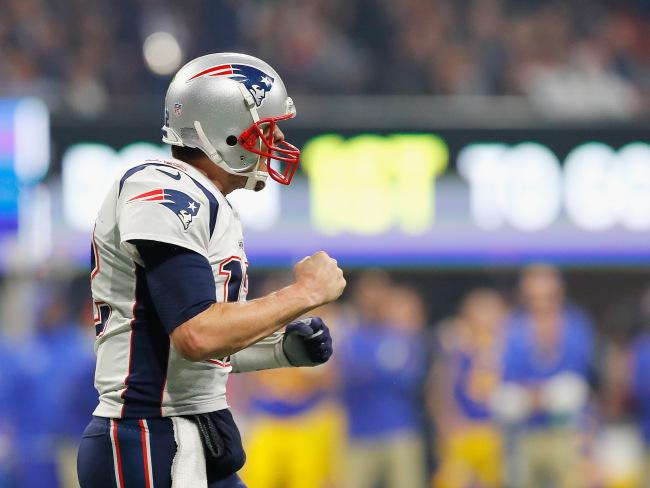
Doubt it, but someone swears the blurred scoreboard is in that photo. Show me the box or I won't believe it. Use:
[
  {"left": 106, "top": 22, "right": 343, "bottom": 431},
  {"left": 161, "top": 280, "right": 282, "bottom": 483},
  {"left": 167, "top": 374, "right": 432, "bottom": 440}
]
[{"left": 56, "top": 125, "right": 650, "bottom": 268}]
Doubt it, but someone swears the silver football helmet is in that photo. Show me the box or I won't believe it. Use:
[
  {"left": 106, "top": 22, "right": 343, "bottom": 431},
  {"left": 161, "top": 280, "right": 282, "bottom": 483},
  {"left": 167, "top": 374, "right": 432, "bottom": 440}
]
[{"left": 162, "top": 52, "right": 299, "bottom": 190}]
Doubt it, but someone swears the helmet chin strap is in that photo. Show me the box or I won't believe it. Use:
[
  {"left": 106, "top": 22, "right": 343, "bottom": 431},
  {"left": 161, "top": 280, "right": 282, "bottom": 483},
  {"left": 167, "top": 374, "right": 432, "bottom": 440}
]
[
  {"left": 193, "top": 84, "right": 268, "bottom": 191},
  {"left": 238, "top": 84, "right": 267, "bottom": 191},
  {"left": 193, "top": 120, "right": 222, "bottom": 163},
  {"left": 194, "top": 119, "right": 267, "bottom": 190},
  {"left": 244, "top": 170, "right": 268, "bottom": 191}
]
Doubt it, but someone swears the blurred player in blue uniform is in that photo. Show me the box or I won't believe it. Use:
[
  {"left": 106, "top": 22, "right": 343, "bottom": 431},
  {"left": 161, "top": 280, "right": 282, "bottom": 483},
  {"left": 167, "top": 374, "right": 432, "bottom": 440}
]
[
  {"left": 0, "top": 331, "right": 23, "bottom": 488},
  {"left": 493, "top": 265, "right": 595, "bottom": 488},
  {"left": 240, "top": 289, "right": 345, "bottom": 488},
  {"left": 77, "top": 53, "right": 345, "bottom": 488},
  {"left": 338, "top": 272, "right": 429, "bottom": 488},
  {"left": 629, "top": 295, "right": 650, "bottom": 488},
  {"left": 12, "top": 291, "right": 94, "bottom": 488},
  {"left": 430, "top": 288, "right": 508, "bottom": 488}
]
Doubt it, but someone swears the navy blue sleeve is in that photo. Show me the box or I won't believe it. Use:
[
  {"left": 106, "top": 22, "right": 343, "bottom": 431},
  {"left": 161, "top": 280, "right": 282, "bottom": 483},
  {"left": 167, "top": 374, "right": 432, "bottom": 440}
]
[{"left": 134, "top": 240, "right": 216, "bottom": 334}]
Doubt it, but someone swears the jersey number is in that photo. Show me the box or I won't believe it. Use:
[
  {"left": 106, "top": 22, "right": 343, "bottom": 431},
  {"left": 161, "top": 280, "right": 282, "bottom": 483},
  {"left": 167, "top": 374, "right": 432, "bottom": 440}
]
[
  {"left": 93, "top": 301, "right": 112, "bottom": 337},
  {"left": 218, "top": 257, "right": 248, "bottom": 303}
]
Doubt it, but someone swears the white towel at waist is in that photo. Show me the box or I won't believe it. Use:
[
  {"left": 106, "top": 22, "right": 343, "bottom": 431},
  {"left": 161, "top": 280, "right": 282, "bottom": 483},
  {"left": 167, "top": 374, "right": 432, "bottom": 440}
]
[{"left": 171, "top": 416, "right": 207, "bottom": 488}]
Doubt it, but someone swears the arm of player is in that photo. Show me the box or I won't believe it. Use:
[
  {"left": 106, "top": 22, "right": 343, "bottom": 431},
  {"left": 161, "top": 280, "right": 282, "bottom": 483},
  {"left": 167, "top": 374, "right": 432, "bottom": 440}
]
[
  {"left": 137, "top": 241, "right": 345, "bottom": 362},
  {"left": 173, "top": 254, "right": 343, "bottom": 361}
]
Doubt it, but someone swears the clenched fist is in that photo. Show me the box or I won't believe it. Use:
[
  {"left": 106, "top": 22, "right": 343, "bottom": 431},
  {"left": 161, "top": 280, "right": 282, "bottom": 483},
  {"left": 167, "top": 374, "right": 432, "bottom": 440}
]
[{"left": 294, "top": 251, "right": 346, "bottom": 307}]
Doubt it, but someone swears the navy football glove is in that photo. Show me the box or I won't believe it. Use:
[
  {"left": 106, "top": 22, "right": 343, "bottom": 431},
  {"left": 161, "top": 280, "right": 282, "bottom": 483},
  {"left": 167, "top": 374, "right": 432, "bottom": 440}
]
[{"left": 282, "top": 317, "right": 333, "bottom": 367}]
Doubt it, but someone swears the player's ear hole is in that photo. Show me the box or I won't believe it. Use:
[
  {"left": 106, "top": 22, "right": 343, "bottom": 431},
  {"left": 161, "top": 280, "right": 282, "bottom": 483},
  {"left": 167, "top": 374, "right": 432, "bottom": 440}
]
[{"left": 226, "top": 135, "right": 238, "bottom": 146}]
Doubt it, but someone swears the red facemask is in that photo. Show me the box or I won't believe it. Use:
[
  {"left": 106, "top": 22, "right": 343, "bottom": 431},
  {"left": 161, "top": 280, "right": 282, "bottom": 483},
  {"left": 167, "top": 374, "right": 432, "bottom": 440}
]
[{"left": 238, "top": 113, "right": 300, "bottom": 185}]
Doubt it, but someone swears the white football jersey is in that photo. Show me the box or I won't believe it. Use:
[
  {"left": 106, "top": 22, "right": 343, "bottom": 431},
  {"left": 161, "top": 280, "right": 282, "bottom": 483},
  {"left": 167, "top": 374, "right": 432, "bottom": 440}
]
[{"left": 91, "top": 158, "right": 248, "bottom": 418}]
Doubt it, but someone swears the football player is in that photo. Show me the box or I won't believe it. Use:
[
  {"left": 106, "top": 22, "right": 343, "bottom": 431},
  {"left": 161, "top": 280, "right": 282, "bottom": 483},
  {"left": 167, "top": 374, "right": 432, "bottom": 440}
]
[{"left": 77, "top": 53, "right": 346, "bottom": 488}]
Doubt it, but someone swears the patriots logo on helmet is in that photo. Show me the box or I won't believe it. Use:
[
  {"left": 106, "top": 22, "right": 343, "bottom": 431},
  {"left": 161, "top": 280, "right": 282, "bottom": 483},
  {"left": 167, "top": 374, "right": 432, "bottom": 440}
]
[
  {"left": 128, "top": 189, "right": 200, "bottom": 230},
  {"left": 188, "top": 64, "right": 275, "bottom": 107}
]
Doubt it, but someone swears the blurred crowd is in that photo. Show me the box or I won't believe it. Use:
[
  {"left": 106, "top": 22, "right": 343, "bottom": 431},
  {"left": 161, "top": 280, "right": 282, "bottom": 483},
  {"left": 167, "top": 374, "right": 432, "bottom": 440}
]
[
  {"left": 4, "top": 266, "right": 650, "bottom": 487},
  {"left": 1, "top": 0, "right": 649, "bottom": 116},
  {"left": 233, "top": 267, "right": 650, "bottom": 488}
]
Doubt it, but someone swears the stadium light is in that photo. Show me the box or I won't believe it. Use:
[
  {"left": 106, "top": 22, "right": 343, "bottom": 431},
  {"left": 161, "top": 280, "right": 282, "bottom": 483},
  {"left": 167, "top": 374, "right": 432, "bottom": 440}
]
[{"left": 143, "top": 32, "right": 183, "bottom": 76}]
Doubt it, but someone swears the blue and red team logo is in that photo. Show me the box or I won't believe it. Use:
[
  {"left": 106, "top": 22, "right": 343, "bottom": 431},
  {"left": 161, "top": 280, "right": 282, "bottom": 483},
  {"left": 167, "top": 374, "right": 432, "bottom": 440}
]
[
  {"left": 128, "top": 189, "right": 200, "bottom": 230},
  {"left": 188, "top": 64, "right": 274, "bottom": 107}
]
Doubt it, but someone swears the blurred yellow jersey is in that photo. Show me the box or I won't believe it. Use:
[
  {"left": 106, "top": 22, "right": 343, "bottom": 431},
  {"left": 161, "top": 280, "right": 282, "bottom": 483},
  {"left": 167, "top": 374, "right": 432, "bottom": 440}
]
[{"left": 241, "top": 362, "right": 344, "bottom": 488}]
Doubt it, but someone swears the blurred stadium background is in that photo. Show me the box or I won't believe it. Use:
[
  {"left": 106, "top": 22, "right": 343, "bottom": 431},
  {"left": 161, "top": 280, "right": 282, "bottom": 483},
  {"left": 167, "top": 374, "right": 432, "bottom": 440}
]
[{"left": 1, "top": 0, "right": 650, "bottom": 487}]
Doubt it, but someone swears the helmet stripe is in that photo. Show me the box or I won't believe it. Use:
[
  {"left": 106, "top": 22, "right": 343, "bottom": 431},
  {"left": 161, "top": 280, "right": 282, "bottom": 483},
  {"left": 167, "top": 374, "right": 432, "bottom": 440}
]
[{"left": 188, "top": 64, "right": 233, "bottom": 81}]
